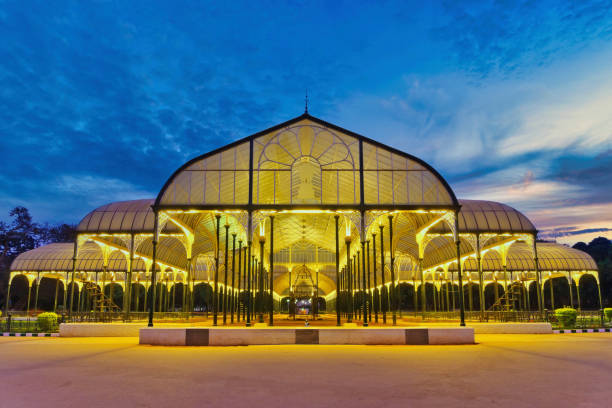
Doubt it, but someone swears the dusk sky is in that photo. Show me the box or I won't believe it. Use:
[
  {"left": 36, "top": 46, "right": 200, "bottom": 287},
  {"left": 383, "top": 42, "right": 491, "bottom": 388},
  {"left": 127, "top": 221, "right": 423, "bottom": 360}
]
[{"left": 1, "top": 1, "right": 611, "bottom": 245}]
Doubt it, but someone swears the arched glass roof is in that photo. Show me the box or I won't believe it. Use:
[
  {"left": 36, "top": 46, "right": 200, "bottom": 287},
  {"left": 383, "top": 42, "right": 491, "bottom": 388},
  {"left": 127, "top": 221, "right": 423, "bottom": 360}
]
[
  {"left": 10, "top": 242, "right": 149, "bottom": 273},
  {"left": 156, "top": 114, "right": 458, "bottom": 208},
  {"left": 451, "top": 242, "right": 597, "bottom": 272},
  {"left": 77, "top": 199, "right": 156, "bottom": 233},
  {"left": 430, "top": 199, "right": 536, "bottom": 234},
  {"left": 77, "top": 199, "right": 181, "bottom": 234}
]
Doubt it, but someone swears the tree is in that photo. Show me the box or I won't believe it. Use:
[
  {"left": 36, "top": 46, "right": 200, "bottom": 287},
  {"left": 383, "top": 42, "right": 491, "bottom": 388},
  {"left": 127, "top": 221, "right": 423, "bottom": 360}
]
[
  {"left": 0, "top": 207, "right": 76, "bottom": 304},
  {"left": 573, "top": 237, "right": 612, "bottom": 307}
]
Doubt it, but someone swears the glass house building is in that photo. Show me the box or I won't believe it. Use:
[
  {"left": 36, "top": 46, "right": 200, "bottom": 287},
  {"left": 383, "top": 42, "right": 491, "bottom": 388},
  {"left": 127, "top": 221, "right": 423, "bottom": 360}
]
[{"left": 8, "top": 113, "right": 602, "bottom": 326}]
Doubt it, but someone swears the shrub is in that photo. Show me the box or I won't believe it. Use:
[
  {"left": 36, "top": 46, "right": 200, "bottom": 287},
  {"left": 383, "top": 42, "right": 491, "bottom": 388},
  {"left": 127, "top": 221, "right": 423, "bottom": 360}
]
[
  {"left": 555, "top": 308, "right": 577, "bottom": 329},
  {"left": 604, "top": 308, "right": 612, "bottom": 323},
  {"left": 37, "top": 312, "right": 58, "bottom": 332}
]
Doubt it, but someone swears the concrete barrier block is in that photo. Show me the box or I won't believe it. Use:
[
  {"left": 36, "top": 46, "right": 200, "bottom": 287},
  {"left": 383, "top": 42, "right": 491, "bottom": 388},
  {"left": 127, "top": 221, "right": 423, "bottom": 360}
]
[
  {"left": 60, "top": 323, "right": 144, "bottom": 337},
  {"left": 427, "top": 328, "right": 475, "bottom": 344},
  {"left": 140, "top": 328, "right": 186, "bottom": 346},
  {"left": 319, "top": 328, "right": 406, "bottom": 345},
  {"left": 208, "top": 329, "right": 295, "bottom": 346}
]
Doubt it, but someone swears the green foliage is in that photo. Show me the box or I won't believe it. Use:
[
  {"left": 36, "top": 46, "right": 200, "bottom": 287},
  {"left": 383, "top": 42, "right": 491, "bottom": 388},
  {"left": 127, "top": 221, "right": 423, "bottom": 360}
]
[
  {"left": 555, "top": 308, "right": 577, "bottom": 328},
  {"left": 604, "top": 308, "right": 612, "bottom": 322},
  {"left": 37, "top": 312, "right": 58, "bottom": 332},
  {"left": 573, "top": 237, "right": 612, "bottom": 308}
]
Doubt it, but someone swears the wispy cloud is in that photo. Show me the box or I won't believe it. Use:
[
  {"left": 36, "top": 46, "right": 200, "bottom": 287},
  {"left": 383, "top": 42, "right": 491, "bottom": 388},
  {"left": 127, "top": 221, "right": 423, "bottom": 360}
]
[{"left": 0, "top": 0, "right": 610, "bottom": 246}]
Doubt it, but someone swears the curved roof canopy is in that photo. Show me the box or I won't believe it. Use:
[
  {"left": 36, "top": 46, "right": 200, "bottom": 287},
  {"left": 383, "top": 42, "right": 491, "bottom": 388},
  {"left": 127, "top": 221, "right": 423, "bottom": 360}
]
[
  {"left": 77, "top": 199, "right": 156, "bottom": 233},
  {"left": 77, "top": 199, "right": 180, "bottom": 234},
  {"left": 452, "top": 242, "right": 597, "bottom": 272},
  {"left": 156, "top": 113, "right": 459, "bottom": 208},
  {"left": 431, "top": 199, "right": 536, "bottom": 234},
  {"left": 10, "top": 242, "right": 149, "bottom": 273}
]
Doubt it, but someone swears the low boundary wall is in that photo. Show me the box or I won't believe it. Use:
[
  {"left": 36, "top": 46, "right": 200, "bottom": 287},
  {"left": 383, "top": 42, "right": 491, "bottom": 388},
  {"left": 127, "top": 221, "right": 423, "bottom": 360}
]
[{"left": 139, "top": 327, "right": 475, "bottom": 346}]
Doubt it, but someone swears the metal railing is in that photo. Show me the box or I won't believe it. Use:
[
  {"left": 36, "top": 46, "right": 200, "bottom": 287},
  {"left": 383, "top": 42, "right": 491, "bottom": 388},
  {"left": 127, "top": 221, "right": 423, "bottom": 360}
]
[{"left": 0, "top": 315, "right": 60, "bottom": 333}]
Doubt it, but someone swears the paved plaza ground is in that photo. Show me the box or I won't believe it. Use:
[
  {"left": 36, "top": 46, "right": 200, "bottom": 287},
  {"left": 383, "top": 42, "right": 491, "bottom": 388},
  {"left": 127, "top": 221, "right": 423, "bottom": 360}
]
[{"left": 0, "top": 333, "right": 610, "bottom": 408}]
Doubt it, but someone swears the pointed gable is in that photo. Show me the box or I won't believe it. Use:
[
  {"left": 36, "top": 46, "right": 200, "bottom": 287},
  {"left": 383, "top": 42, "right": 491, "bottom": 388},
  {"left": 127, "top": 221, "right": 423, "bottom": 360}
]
[{"left": 156, "top": 114, "right": 457, "bottom": 207}]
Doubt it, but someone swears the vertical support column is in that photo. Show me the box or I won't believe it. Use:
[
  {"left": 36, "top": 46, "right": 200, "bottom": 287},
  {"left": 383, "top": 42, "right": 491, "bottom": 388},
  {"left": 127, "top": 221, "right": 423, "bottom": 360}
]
[
  {"left": 231, "top": 233, "right": 236, "bottom": 324},
  {"left": 223, "top": 221, "right": 230, "bottom": 325},
  {"left": 372, "top": 231, "right": 378, "bottom": 323},
  {"left": 548, "top": 276, "right": 555, "bottom": 310},
  {"left": 213, "top": 214, "right": 221, "bottom": 326},
  {"left": 34, "top": 272, "right": 40, "bottom": 315},
  {"left": 476, "top": 234, "right": 485, "bottom": 319},
  {"left": 237, "top": 241, "right": 243, "bottom": 322},
  {"left": 379, "top": 224, "right": 386, "bottom": 324},
  {"left": 388, "top": 214, "right": 396, "bottom": 326},
  {"left": 125, "top": 234, "right": 135, "bottom": 320},
  {"left": 345, "top": 237, "right": 352, "bottom": 323},
  {"left": 419, "top": 258, "right": 425, "bottom": 315},
  {"left": 596, "top": 275, "right": 604, "bottom": 311},
  {"left": 25, "top": 278, "right": 32, "bottom": 315},
  {"left": 454, "top": 212, "right": 466, "bottom": 327},
  {"left": 5, "top": 275, "right": 12, "bottom": 315},
  {"left": 148, "top": 211, "right": 159, "bottom": 327},
  {"left": 184, "top": 260, "right": 191, "bottom": 313},
  {"left": 568, "top": 272, "right": 574, "bottom": 309},
  {"left": 533, "top": 235, "right": 543, "bottom": 314},
  {"left": 445, "top": 277, "right": 451, "bottom": 312},
  {"left": 53, "top": 275, "right": 60, "bottom": 313},
  {"left": 258, "top": 233, "right": 265, "bottom": 324},
  {"left": 361, "top": 241, "right": 368, "bottom": 327},
  {"left": 268, "top": 216, "right": 274, "bottom": 325},
  {"left": 246, "top": 212, "right": 253, "bottom": 327},
  {"left": 135, "top": 280, "right": 140, "bottom": 313},
  {"left": 69, "top": 240, "right": 78, "bottom": 317},
  {"left": 335, "top": 215, "right": 341, "bottom": 326},
  {"left": 63, "top": 272, "right": 69, "bottom": 312},
  {"left": 366, "top": 240, "right": 372, "bottom": 322}
]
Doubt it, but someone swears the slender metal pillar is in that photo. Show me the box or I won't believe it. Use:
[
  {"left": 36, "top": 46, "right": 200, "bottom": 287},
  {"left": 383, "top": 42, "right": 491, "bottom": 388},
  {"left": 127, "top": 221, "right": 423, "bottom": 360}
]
[
  {"left": 366, "top": 240, "right": 372, "bottom": 322},
  {"left": 230, "top": 233, "right": 236, "bottom": 324},
  {"left": 237, "top": 241, "right": 243, "bottom": 322},
  {"left": 445, "top": 279, "right": 451, "bottom": 312},
  {"left": 246, "top": 245, "right": 252, "bottom": 326},
  {"left": 454, "top": 213, "right": 466, "bottom": 327},
  {"left": 223, "top": 221, "right": 230, "bottom": 325},
  {"left": 334, "top": 215, "right": 341, "bottom": 325},
  {"left": 147, "top": 211, "right": 159, "bottom": 327},
  {"left": 372, "top": 232, "right": 378, "bottom": 323},
  {"left": 379, "top": 225, "right": 386, "bottom": 323},
  {"left": 419, "top": 258, "right": 425, "bottom": 315},
  {"left": 568, "top": 273, "right": 574, "bottom": 308},
  {"left": 258, "top": 235, "right": 265, "bottom": 323},
  {"left": 361, "top": 242, "right": 368, "bottom": 327},
  {"left": 53, "top": 276, "right": 60, "bottom": 312},
  {"left": 345, "top": 238, "right": 352, "bottom": 323},
  {"left": 34, "top": 273, "right": 40, "bottom": 314},
  {"left": 476, "top": 234, "right": 485, "bottom": 319},
  {"left": 388, "top": 215, "right": 397, "bottom": 325},
  {"left": 533, "top": 236, "right": 543, "bottom": 313},
  {"left": 213, "top": 214, "right": 221, "bottom": 326},
  {"left": 269, "top": 216, "right": 274, "bottom": 325},
  {"left": 26, "top": 281, "right": 32, "bottom": 315},
  {"left": 356, "top": 252, "right": 361, "bottom": 320},
  {"left": 548, "top": 277, "right": 555, "bottom": 310},
  {"left": 5, "top": 277, "right": 12, "bottom": 314},
  {"left": 69, "top": 241, "right": 78, "bottom": 317}
]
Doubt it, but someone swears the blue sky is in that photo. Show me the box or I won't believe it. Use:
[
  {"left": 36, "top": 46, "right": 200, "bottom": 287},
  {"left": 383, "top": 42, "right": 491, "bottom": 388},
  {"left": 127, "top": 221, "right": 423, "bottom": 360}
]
[{"left": 1, "top": 0, "right": 611, "bottom": 244}]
